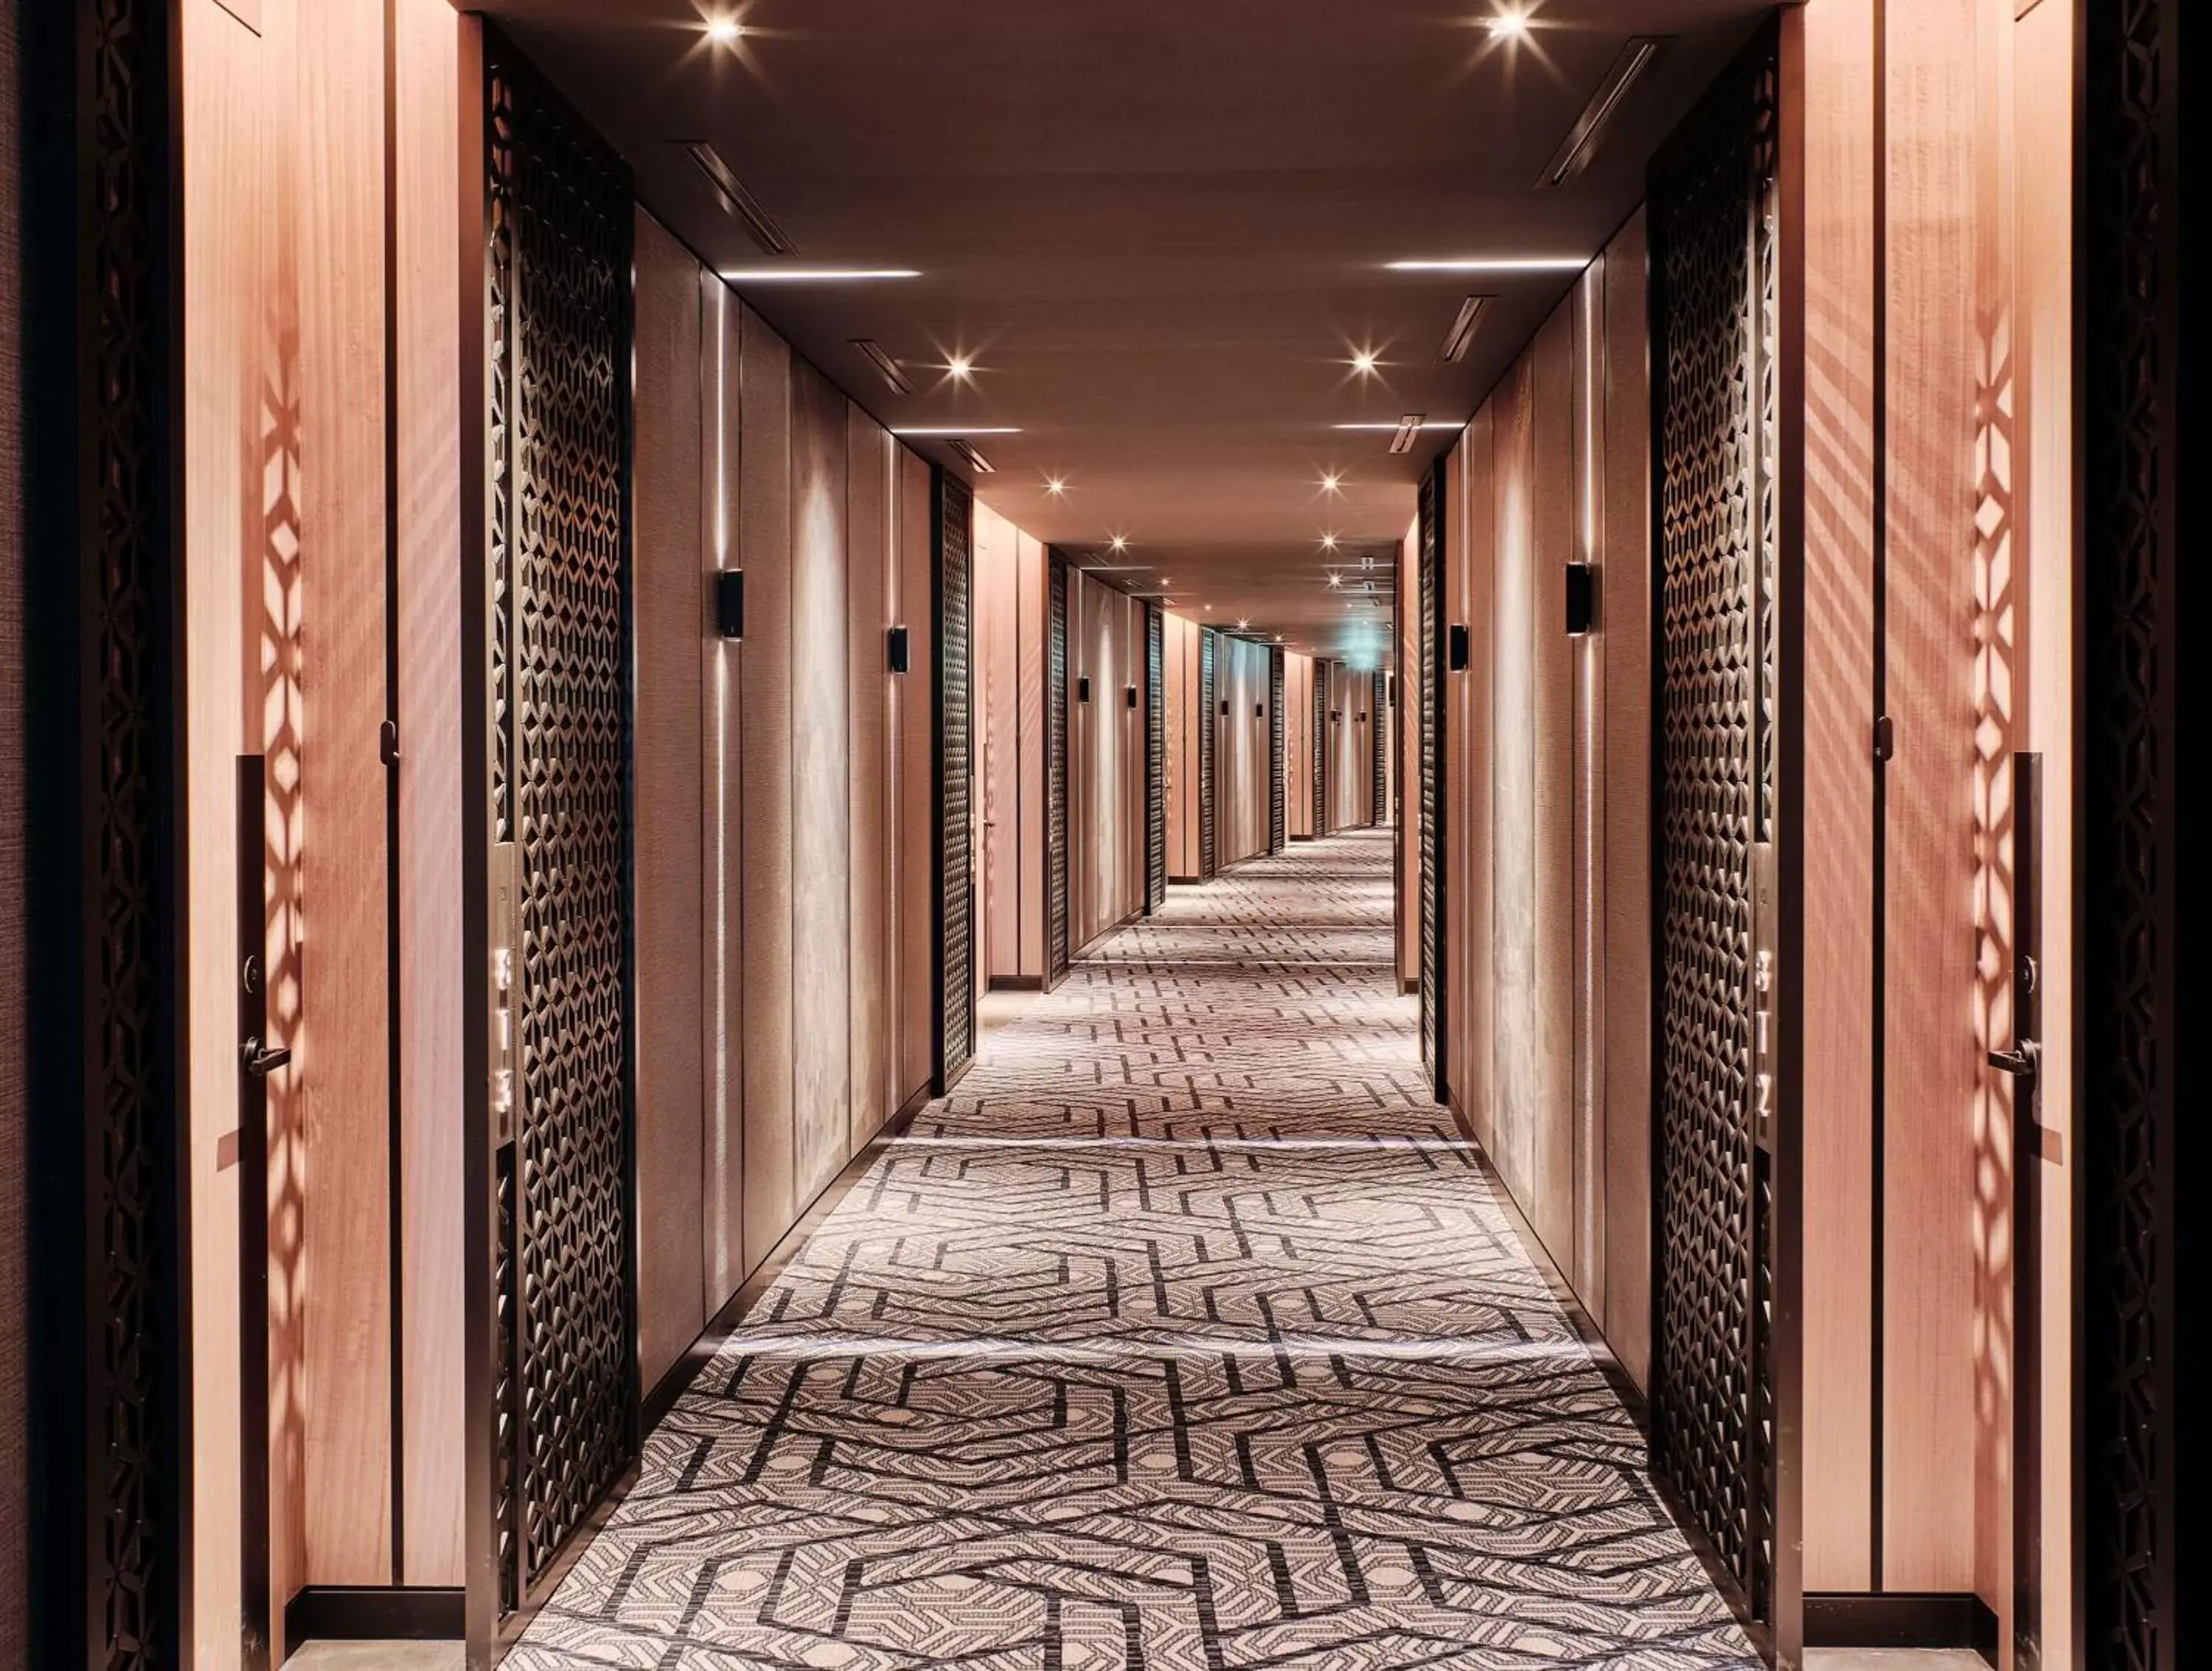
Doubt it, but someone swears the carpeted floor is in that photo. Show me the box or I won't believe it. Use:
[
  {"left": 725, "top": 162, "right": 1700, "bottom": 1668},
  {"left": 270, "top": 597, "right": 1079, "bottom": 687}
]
[{"left": 511, "top": 829, "right": 1756, "bottom": 1669}]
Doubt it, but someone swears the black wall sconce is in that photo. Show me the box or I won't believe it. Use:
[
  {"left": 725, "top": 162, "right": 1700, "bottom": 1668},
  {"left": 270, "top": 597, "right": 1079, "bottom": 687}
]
[
  {"left": 1078, "top": 675, "right": 1092, "bottom": 704},
  {"left": 1565, "top": 562, "right": 1596, "bottom": 636},
  {"left": 714, "top": 569, "right": 745, "bottom": 640},
  {"left": 1330, "top": 709, "right": 1342, "bottom": 723},
  {"left": 1126, "top": 685, "right": 1139, "bottom": 708},
  {"left": 1388, "top": 675, "right": 1397, "bottom": 706},
  {"left": 886, "top": 625, "right": 910, "bottom": 674},
  {"left": 1448, "top": 622, "right": 1470, "bottom": 671},
  {"left": 1220, "top": 699, "right": 1231, "bottom": 716},
  {"left": 1256, "top": 703, "right": 1265, "bottom": 718}
]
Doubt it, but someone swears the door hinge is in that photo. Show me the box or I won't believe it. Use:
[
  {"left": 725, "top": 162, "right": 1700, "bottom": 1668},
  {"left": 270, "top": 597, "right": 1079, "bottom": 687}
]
[
  {"left": 1873, "top": 713, "right": 1894, "bottom": 761},
  {"left": 380, "top": 718, "right": 400, "bottom": 766}
]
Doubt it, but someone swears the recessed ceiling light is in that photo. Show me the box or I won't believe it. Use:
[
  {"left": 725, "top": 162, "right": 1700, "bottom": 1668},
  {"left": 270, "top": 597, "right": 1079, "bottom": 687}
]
[
  {"left": 704, "top": 17, "right": 745, "bottom": 44},
  {"left": 1046, "top": 476, "right": 1068, "bottom": 496},
  {"left": 1326, "top": 573, "right": 1343, "bottom": 588},
  {"left": 947, "top": 354, "right": 974, "bottom": 380},
  {"left": 1110, "top": 535, "right": 1129, "bottom": 553},
  {"left": 1320, "top": 471, "right": 1343, "bottom": 493},
  {"left": 890, "top": 426, "right": 1023, "bottom": 437},
  {"left": 1350, "top": 349, "right": 1380, "bottom": 375},
  {"left": 1386, "top": 257, "right": 1587, "bottom": 274},
  {"left": 1237, "top": 619, "right": 1251, "bottom": 630},
  {"left": 1321, "top": 534, "right": 1339, "bottom": 552},
  {"left": 720, "top": 267, "right": 921, "bottom": 281},
  {"left": 1486, "top": 10, "right": 1531, "bottom": 41}
]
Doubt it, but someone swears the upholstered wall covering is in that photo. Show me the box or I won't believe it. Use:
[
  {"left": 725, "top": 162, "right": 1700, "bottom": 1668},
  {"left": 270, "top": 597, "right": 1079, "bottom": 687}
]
[
  {"left": 1284, "top": 652, "right": 1315, "bottom": 840},
  {"left": 1162, "top": 611, "right": 1204, "bottom": 881},
  {"left": 1325, "top": 661, "right": 1375, "bottom": 831},
  {"left": 630, "top": 210, "right": 939, "bottom": 1394},
  {"left": 1433, "top": 215, "right": 1650, "bottom": 1386},
  {"left": 1067, "top": 569, "right": 1146, "bottom": 949},
  {"left": 1214, "top": 634, "right": 1272, "bottom": 866},
  {"left": 973, "top": 503, "right": 1047, "bottom": 986}
]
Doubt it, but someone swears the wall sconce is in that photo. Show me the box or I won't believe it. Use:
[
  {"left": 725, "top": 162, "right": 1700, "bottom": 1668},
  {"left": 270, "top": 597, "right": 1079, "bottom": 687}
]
[
  {"left": 1220, "top": 699, "right": 1231, "bottom": 716},
  {"left": 1565, "top": 562, "right": 1596, "bottom": 636},
  {"left": 1448, "top": 622, "right": 1470, "bottom": 671},
  {"left": 1255, "top": 703, "right": 1265, "bottom": 718},
  {"left": 1388, "top": 675, "right": 1397, "bottom": 706},
  {"left": 1125, "top": 685, "right": 1138, "bottom": 708},
  {"left": 886, "top": 625, "right": 910, "bottom": 673},
  {"left": 714, "top": 569, "right": 745, "bottom": 640},
  {"left": 1078, "top": 675, "right": 1092, "bottom": 704},
  {"left": 1331, "top": 709, "right": 1341, "bottom": 722}
]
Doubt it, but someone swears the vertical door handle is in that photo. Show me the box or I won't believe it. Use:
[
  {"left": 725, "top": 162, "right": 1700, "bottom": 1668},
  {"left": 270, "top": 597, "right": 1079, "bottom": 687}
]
[{"left": 240, "top": 1037, "right": 292, "bottom": 1077}]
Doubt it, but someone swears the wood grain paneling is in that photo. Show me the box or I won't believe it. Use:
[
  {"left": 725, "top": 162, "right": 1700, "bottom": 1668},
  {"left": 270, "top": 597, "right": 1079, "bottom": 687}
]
[
  {"left": 895, "top": 449, "right": 934, "bottom": 1104},
  {"left": 393, "top": 0, "right": 465, "bottom": 1585},
  {"left": 182, "top": 1, "right": 268, "bottom": 1646},
  {"left": 848, "top": 407, "right": 892, "bottom": 1147},
  {"left": 1526, "top": 303, "right": 1576, "bottom": 1271},
  {"left": 1442, "top": 435, "right": 1471, "bottom": 1119},
  {"left": 975, "top": 504, "right": 1020, "bottom": 982},
  {"left": 1461, "top": 409, "right": 1497, "bottom": 1159},
  {"left": 790, "top": 361, "right": 851, "bottom": 1202},
  {"left": 1068, "top": 572, "right": 1147, "bottom": 943},
  {"left": 1880, "top": 0, "right": 1980, "bottom": 1590},
  {"left": 737, "top": 302, "right": 794, "bottom": 1274},
  {"left": 1799, "top": 0, "right": 1879, "bottom": 1588},
  {"left": 702, "top": 282, "right": 745, "bottom": 1312},
  {"left": 1015, "top": 532, "right": 1047, "bottom": 975},
  {"left": 630, "top": 209, "right": 706, "bottom": 1392},
  {"left": 1165, "top": 614, "right": 1201, "bottom": 878},
  {"left": 1490, "top": 356, "right": 1537, "bottom": 1211},
  {"left": 1570, "top": 265, "right": 1604, "bottom": 1307},
  {"left": 1599, "top": 212, "right": 1655, "bottom": 1392},
  {"left": 296, "top": 0, "right": 391, "bottom": 1584}
]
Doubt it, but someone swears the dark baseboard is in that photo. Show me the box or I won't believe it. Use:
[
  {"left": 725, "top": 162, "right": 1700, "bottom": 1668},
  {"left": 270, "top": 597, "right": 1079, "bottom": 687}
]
[
  {"left": 641, "top": 1081, "right": 933, "bottom": 1433},
  {"left": 1169, "top": 872, "right": 1201, "bottom": 884},
  {"left": 936, "top": 1053, "right": 974, "bottom": 1095},
  {"left": 1401, "top": 976, "right": 1418, "bottom": 994},
  {"left": 285, "top": 1585, "right": 463, "bottom": 1644},
  {"left": 1805, "top": 1593, "right": 1999, "bottom": 1661},
  {"left": 988, "top": 974, "right": 1044, "bottom": 991},
  {"left": 1289, "top": 834, "right": 1315, "bottom": 843}
]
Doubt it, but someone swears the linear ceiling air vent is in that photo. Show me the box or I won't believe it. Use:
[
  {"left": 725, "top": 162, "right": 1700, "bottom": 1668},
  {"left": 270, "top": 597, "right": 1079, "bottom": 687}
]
[
  {"left": 1539, "top": 36, "right": 1670, "bottom": 187},
  {"left": 947, "top": 439, "right": 996, "bottom": 475},
  {"left": 850, "top": 339, "right": 914, "bottom": 395},
  {"left": 1441, "top": 294, "right": 1494, "bottom": 362},
  {"left": 1388, "top": 414, "right": 1425, "bottom": 456},
  {"left": 681, "top": 141, "right": 796, "bottom": 255}
]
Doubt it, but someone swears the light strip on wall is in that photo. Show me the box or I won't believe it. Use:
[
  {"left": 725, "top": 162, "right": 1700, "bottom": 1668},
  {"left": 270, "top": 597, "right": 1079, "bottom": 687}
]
[
  {"left": 721, "top": 267, "right": 922, "bottom": 281},
  {"left": 891, "top": 427, "right": 1023, "bottom": 437},
  {"left": 1334, "top": 420, "right": 1463, "bottom": 431},
  {"left": 1538, "top": 35, "right": 1671, "bottom": 187},
  {"left": 681, "top": 142, "right": 797, "bottom": 255},
  {"left": 1385, "top": 257, "right": 1589, "bottom": 273}
]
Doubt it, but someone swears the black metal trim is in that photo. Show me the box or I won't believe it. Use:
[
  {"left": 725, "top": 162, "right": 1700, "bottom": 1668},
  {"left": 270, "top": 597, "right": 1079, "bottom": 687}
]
[
  {"left": 1803, "top": 1594, "right": 1997, "bottom": 1660},
  {"left": 1865, "top": 0, "right": 1888, "bottom": 1584},
  {"left": 1370, "top": 668, "right": 1388, "bottom": 825},
  {"left": 285, "top": 1586, "right": 467, "bottom": 1645}
]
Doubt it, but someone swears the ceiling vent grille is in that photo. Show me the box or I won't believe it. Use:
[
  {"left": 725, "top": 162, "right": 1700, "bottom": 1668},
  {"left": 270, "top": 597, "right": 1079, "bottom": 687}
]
[
  {"left": 850, "top": 338, "right": 914, "bottom": 395},
  {"left": 681, "top": 141, "right": 796, "bottom": 255},
  {"left": 1388, "top": 414, "right": 1425, "bottom": 456},
  {"left": 1538, "top": 36, "right": 1671, "bottom": 187},
  {"left": 1441, "top": 294, "right": 1494, "bottom": 362},
  {"left": 947, "top": 438, "right": 996, "bottom": 475}
]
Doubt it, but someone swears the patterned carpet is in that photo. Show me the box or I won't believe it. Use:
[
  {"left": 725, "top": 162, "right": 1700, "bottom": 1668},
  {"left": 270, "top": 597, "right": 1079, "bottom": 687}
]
[{"left": 512, "top": 830, "right": 1757, "bottom": 1669}]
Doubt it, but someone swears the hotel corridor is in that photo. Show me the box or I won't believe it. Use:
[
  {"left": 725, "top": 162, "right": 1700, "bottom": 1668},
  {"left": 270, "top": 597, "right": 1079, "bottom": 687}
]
[{"left": 509, "top": 830, "right": 1755, "bottom": 1669}]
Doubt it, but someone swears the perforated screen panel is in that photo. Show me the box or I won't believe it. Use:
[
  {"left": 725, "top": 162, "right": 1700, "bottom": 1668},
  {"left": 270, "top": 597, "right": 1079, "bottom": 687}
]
[
  {"left": 1045, "top": 554, "right": 1070, "bottom": 983},
  {"left": 1418, "top": 469, "right": 1444, "bottom": 1098},
  {"left": 1269, "top": 648, "right": 1287, "bottom": 853},
  {"left": 1197, "top": 628, "right": 1217, "bottom": 880},
  {"left": 934, "top": 472, "right": 974, "bottom": 1084},
  {"left": 1649, "top": 27, "right": 1782, "bottom": 1625},
  {"left": 1147, "top": 604, "right": 1167, "bottom": 908},
  {"left": 1312, "top": 659, "right": 1329, "bottom": 836},
  {"left": 1371, "top": 670, "right": 1388, "bottom": 826},
  {"left": 484, "top": 27, "right": 636, "bottom": 1603}
]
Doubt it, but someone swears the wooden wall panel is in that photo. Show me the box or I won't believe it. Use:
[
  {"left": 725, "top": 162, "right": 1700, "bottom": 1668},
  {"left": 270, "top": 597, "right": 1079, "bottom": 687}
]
[
  {"left": 394, "top": 0, "right": 464, "bottom": 1585},
  {"left": 1599, "top": 212, "right": 1655, "bottom": 1392},
  {"left": 1285, "top": 652, "right": 1314, "bottom": 841},
  {"left": 1526, "top": 303, "right": 1576, "bottom": 1269},
  {"left": 737, "top": 303, "right": 795, "bottom": 1274},
  {"left": 1217, "top": 636, "right": 1268, "bottom": 866},
  {"left": 1570, "top": 267, "right": 1604, "bottom": 1305},
  {"left": 847, "top": 409, "right": 893, "bottom": 1147},
  {"left": 1068, "top": 572, "right": 1146, "bottom": 944},
  {"left": 790, "top": 362, "right": 851, "bottom": 1203},
  {"left": 1880, "top": 0, "right": 1980, "bottom": 1590},
  {"left": 896, "top": 451, "right": 935, "bottom": 1104},
  {"left": 1165, "top": 614, "right": 1200, "bottom": 878},
  {"left": 631, "top": 210, "right": 707, "bottom": 1392},
  {"left": 1443, "top": 436, "right": 1472, "bottom": 1127},
  {"left": 181, "top": 2, "right": 267, "bottom": 1646},
  {"left": 1490, "top": 357, "right": 1537, "bottom": 1212},
  {"left": 1120, "top": 594, "right": 1146, "bottom": 909},
  {"left": 1460, "top": 411, "right": 1497, "bottom": 1158},
  {"left": 1800, "top": 0, "right": 1879, "bottom": 1586},
  {"left": 702, "top": 283, "right": 745, "bottom": 1311},
  {"left": 1397, "top": 524, "right": 1420, "bottom": 981},
  {"left": 975, "top": 505, "right": 1020, "bottom": 982},
  {"left": 296, "top": 0, "right": 392, "bottom": 1584}
]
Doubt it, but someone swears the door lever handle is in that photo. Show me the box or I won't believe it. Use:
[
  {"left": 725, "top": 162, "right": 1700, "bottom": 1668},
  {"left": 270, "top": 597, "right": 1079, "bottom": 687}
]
[
  {"left": 1987, "top": 1038, "right": 2039, "bottom": 1085},
  {"left": 240, "top": 1037, "right": 292, "bottom": 1078}
]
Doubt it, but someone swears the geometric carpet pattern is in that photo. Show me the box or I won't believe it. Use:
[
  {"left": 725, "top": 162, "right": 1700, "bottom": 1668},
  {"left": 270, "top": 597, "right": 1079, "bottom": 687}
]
[{"left": 509, "top": 830, "right": 1759, "bottom": 1669}]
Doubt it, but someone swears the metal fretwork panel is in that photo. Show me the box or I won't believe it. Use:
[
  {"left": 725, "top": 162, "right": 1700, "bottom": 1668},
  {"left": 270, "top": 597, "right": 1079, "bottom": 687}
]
[
  {"left": 1147, "top": 605, "right": 1168, "bottom": 906},
  {"left": 1418, "top": 468, "right": 1444, "bottom": 1098},
  {"left": 1197, "top": 628, "right": 1217, "bottom": 879},
  {"left": 2081, "top": 2, "right": 2177, "bottom": 1665},
  {"left": 1312, "top": 659, "right": 1329, "bottom": 836},
  {"left": 484, "top": 29, "right": 636, "bottom": 1601},
  {"left": 1045, "top": 555, "right": 1070, "bottom": 982},
  {"left": 1269, "top": 648, "right": 1287, "bottom": 853},
  {"left": 1649, "top": 27, "right": 1781, "bottom": 1629},
  {"left": 935, "top": 471, "right": 975, "bottom": 1083},
  {"left": 1371, "top": 670, "right": 1388, "bottom": 826}
]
